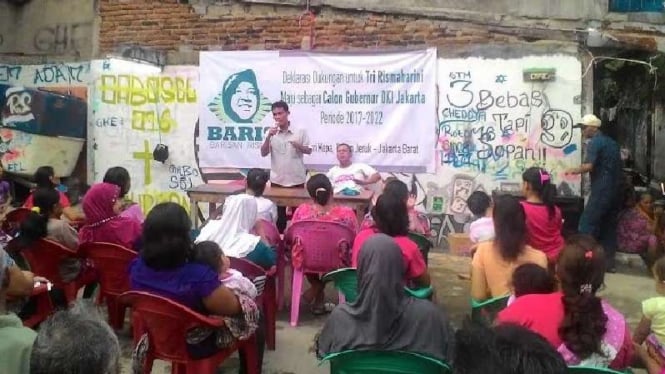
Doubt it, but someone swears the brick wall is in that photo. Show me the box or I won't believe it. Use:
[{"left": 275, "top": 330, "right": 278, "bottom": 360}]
[{"left": 98, "top": 0, "right": 532, "bottom": 62}]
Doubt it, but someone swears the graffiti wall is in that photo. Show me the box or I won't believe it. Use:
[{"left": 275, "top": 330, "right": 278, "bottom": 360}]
[
  {"left": 89, "top": 59, "right": 201, "bottom": 215},
  {"left": 401, "top": 55, "right": 582, "bottom": 245},
  {"left": 0, "top": 63, "right": 89, "bottom": 176},
  {"left": 87, "top": 55, "right": 583, "bottom": 242}
]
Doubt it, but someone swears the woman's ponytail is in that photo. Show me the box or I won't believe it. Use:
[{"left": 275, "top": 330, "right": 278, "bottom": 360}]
[
  {"left": 557, "top": 235, "right": 608, "bottom": 359},
  {"left": 522, "top": 167, "right": 557, "bottom": 220},
  {"left": 314, "top": 188, "right": 331, "bottom": 206},
  {"left": 306, "top": 174, "right": 333, "bottom": 206}
]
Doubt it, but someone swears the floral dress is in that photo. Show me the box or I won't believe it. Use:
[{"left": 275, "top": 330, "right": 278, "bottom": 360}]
[
  {"left": 617, "top": 207, "right": 662, "bottom": 254},
  {"left": 289, "top": 203, "right": 358, "bottom": 269}
]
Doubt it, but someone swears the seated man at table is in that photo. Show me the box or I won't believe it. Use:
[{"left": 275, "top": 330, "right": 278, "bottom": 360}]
[
  {"left": 288, "top": 173, "right": 358, "bottom": 315},
  {"left": 326, "top": 143, "right": 381, "bottom": 194}
]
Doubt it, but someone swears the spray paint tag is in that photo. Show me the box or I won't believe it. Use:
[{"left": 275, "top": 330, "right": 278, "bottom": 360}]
[{"left": 431, "top": 196, "right": 444, "bottom": 213}]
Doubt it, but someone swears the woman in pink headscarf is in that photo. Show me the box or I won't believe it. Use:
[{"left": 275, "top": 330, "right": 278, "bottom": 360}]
[{"left": 79, "top": 183, "right": 142, "bottom": 250}]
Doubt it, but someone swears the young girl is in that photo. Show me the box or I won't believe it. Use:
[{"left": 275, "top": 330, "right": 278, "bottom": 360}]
[
  {"left": 521, "top": 167, "right": 564, "bottom": 264},
  {"left": 635, "top": 256, "right": 665, "bottom": 365},
  {"left": 498, "top": 235, "right": 633, "bottom": 370},
  {"left": 470, "top": 195, "right": 547, "bottom": 301},
  {"left": 192, "top": 241, "right": 257, "bottom": 299},
  {"left": 361, "top": 178, "right": 428, "bottom": 235},
  {"left": 466, "top": 191, "right": 494, "bottom": 244}
]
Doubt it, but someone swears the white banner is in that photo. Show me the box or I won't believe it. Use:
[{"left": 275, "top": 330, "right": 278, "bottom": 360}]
[{"left": 198, "top": 49, "right": 437, "bottom": 173}]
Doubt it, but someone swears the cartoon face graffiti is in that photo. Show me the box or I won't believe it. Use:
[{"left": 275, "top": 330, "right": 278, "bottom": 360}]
[
  {"left": 8, "top": 92, "right": 31, "bottom": 115},
  {"left": 540, "top": 109, "right": 573, "bottom": 149},
  {"left": 2, "top": 86, "right": 35, "bottom": 125},
  {"left": 207, "top": 69, "right": 271, "bottom": 124},
  {"left": 450, "top": 175, "right": 475, "bottom": 215}
]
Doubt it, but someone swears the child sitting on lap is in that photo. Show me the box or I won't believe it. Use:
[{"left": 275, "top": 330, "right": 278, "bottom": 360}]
[{"left": 192, "top": 241, "right": 257, "bottom": 299}]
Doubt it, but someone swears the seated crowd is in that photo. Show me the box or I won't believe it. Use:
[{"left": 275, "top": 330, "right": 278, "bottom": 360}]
[{"left": 2, "top": 162, "right": 665, "bottom": 374}]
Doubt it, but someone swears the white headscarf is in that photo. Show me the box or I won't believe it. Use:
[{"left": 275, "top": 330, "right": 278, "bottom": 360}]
[{"left": 195, "top": 194, "right": 261, "bottom": 258}]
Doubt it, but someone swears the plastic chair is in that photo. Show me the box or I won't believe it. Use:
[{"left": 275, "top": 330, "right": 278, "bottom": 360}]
[
  {"left": 14, "top": 283, "right": 54, "bottom": 328},
  {"left": 471, "top": 295, "right": 510, "bottom": 325},
  {"left": 79, "top": 242, "right": 137, "bottom": 330},
  {"left": 228, "top": 256, "right": 277, "bottom": 351},
  {"left": 254, "top": 219, "right": 287, "bottom": 311},
  {"left": 119, "top": 291, "right": 260, "bottom": 374},
  {"left": 21, "top": 239, "right": 96, "bottom": 303},
  {"left": 324, "top": 268, "right": 434, "bottom": 304},
  {"left": 320, "top": 350, "right": 451, "bottom": 374},
  {"left": 322, "top": 268, "right": 358, "bottom": 303},
  {"left": 404, "top": 286, "right": 434, "bottom": 299},
  {"left": 567, "top": 367, "right": 629, "bottom": 373},
  {"left": 2, "top": 207, "right": 31, "bottom": 236},
  {"left": 408, "top": 232, "right": 432, "bottom": 266},
  {"left": 284, "top": 220, "right": 354, "bottom": 327}
]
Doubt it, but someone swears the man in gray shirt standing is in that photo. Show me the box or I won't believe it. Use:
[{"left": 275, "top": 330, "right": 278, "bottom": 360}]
[{"left": 260, "top": 100, "right": 311, "bottom": 232}]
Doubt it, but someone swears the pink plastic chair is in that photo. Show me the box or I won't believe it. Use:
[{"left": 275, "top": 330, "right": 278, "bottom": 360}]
[
  {"left": 284, "top": 220, "right": 355, "bottom": 327},
  {"left": 253, "top": 219, "right": 287, "bottom": 310}
]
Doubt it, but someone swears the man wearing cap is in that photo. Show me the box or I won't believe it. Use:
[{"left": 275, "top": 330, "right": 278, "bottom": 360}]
[{"left": 566, "top": 114, "right": 623, "bottom": 271}]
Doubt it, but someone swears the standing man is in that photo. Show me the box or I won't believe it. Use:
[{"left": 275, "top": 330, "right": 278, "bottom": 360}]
[
  {"left": 565, "top": 114, "right": 623, "bottom": 271},
  {"left": 260, "top": 100, "right": 311, "bottom": 232},
  {"left": 327, "top": 143, "right": 381, "bottom": 193}
]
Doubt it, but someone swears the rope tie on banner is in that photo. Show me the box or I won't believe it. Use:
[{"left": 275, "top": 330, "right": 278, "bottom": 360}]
[{"left": 298, "top": 0, "right": 316, "bottom": 49}]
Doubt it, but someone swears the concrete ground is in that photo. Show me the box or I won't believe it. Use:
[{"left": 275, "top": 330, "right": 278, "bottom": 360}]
[{"left": 117, "top": 250, "right": 655, "bottom": 373}]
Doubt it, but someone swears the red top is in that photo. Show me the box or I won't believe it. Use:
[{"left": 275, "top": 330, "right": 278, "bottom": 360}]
[
  {"left": 351, "top": 228, "right": 426, "bottom": 280},
  {"left": 520, "top": 201, "right": 564, "bottom": 262},
  {"left": 497, "top": 292, "right": 633, "bottom": 370},
  {"left": 24, "top": 190, "right": 71, "bottom": 209}
]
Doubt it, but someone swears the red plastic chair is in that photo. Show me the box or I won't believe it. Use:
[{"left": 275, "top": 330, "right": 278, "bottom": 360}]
[
  {"left": 2, "top": 208, "right": 31, "bottom": 236},
  {"left": 284, "top": 220, "right": 355, "bottom": 327},
  {"left": 7, "top": 283, "right": 55, "bottom": 328},
  {"left": 119, "top": 291, "right": 260, "bottom": 374},
  {"left": 229, "top": 256, "right": 277, "bottom": 351},
  {"left": 79, "top": 242, "right": 137, "bottom": 330},
  {"left": 21, "top": 239, "right": 96, "bottom": 303},
  {"left": 254, "top": 219, "right": 288, "bottom": 311}
]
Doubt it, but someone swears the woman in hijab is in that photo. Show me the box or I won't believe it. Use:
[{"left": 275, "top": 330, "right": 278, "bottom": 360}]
[
  {"left": 79, "top": 183, "right": 142, "bottom": 250},
  {"left": 315, "top": 234, "right": 455, "bottom": 362},
  {"left": 196, "top": 194, "right": 275, "bottom": 269}
]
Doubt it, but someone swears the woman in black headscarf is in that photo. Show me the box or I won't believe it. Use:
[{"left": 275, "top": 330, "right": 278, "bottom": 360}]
[{"left": 315, "top": 233, "right": 454, "bottom": 362}]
